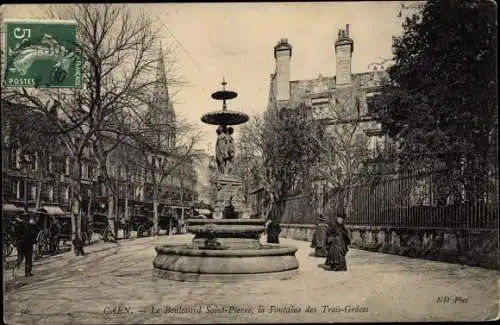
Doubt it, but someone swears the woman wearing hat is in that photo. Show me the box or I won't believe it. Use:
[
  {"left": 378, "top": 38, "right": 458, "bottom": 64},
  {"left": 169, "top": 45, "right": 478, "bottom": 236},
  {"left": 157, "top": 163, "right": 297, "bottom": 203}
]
[
  {"left": 311, "top": 214, "right": 330, "bottom": 257},
  {"left": 325, "top": 212, "right": 351, "bottom": 271}
]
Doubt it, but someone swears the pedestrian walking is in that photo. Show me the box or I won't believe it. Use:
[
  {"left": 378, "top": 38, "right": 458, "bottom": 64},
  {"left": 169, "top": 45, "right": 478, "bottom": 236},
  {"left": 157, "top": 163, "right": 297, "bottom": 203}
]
[
  {"left": 13, "top": 213, "right": 38, "bottom": 277},
  {"left": 325, "top": 213, "right": 351, "bottom": 271},
  {"left": 311, "top": 214, "right": 330, "bottom": 257},
  {"left": 266, "top": 218, "right": 281, "bottom": 244}
]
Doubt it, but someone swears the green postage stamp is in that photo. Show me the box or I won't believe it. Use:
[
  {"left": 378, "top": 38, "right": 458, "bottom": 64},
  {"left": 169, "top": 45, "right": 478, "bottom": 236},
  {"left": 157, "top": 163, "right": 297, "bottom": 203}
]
[{"left": 3, "top": 19, "right": 82, "bottom": 88}]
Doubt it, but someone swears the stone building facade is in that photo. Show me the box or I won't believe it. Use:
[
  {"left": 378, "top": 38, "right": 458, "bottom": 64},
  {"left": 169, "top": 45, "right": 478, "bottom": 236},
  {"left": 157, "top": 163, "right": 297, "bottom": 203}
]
[
  {"left": 266, "top": 24, "right": 396, "bottom": 215},
  {"left": 1, "top": 46, "right": 196, "bottom": 222}
]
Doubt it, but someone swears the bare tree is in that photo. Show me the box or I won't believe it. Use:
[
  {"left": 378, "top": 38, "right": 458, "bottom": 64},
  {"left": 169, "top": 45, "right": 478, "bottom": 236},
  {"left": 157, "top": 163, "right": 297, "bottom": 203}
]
[
  {"left": 2, "top": 4, "right": 172, "bottom": 244},
  {"left": 310, "top": 87, "right": 372, "bottom": 217},
  {"left": 133, "top": 116, "right": 201, "bottom": 235},
  {"left": 237, "top": 105, "right": 322, "bottom": 223},
  {"left": 234, "top": 115, "right": 267, "bottom": 204}
]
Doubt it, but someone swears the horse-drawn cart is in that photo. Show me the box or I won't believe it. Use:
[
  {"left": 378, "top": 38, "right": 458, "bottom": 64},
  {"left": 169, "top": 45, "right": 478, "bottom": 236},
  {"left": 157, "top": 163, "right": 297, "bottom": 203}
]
[
  {"left": 90, "top": 213, "right": 114, "bottom": 242},
  {"left": 158, "top": 214, "right": 181, "bottom": 235},
  {"left": 2, "top": 203, "right": 25, "bottom": 260},
  {"left": 29, "top": 206, "right": 73, "bottom": 259},
  {"left": 128, "top": 214, "right": 153, "bottom": 237}
]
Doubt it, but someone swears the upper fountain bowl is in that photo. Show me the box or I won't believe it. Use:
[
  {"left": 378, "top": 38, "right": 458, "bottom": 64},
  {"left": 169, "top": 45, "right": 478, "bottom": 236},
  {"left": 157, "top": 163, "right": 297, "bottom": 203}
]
[
  {"left": 201, "top": 110, "right": 249, "bottom": 125},
  {"left": 211, "top": 90, "right": 238, "bottom": 101}
]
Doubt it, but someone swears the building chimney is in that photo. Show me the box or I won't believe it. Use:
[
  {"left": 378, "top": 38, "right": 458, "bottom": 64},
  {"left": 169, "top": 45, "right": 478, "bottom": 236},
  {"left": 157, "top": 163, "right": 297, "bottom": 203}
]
[
  {"left": 334, "top": 24, "right": 354, "bottom": 87},
  {"left": 273, "top": 38, "right": 292, "bottom": 102}
]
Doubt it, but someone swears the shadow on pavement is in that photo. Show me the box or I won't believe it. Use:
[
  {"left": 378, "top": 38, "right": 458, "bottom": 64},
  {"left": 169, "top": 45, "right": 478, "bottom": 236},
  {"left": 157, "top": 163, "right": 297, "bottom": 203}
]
[{"left": 318, "top": 264, "right": 331, "bottom": 270}]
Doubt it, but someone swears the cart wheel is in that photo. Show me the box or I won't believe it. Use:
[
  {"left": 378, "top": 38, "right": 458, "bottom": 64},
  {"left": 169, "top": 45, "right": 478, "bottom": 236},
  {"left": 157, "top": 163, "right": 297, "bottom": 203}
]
[
  {"left": 103, "top": 226, "right": 113, "bottom": 242},
  {"left": 137, "top": 225, "right": 149, "bottom": 238},
  {"left": 123, "top": 226, "right": 131, "bottom": 239},
  {"left": 87, "top": 230, "right": 94, "bottom": 245},
  {"left": 48, "top": 237, "right": 59, "bottom": 254},
  {"left": 35, "top": 231, "right": 48, "bottom": 259},
  {"left": 81, "top": 232, "right": 88, "bottom": 246}
]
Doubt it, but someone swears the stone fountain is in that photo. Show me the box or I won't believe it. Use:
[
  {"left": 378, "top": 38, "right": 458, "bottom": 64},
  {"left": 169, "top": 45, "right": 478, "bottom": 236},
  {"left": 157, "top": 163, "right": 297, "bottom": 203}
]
[{"left": 152, "top": 79, "right": 299, "bottom": 282}]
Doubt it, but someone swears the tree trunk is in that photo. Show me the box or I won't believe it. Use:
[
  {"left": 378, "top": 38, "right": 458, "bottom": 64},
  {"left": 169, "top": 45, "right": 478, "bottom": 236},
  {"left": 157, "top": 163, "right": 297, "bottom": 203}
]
[
  {"left": 275, "top": 199, "right": 287, "bottom": 224},
  {"left": 70, "top": 158, "right": 83, "bottom": 242},
  {"left": 153, "top": 199, "right": 159, "bottom": 236},
  {"left": 345, "top": 186, "right": 354, "bottom": 219},
  {"left": 263, "top": 192, "right": 275, "bottom": 220},
  {"left": 124, "top": 184, "right": 129, "bottom": 221},
  {"left": 87, "top": 181, "right": 93, "bottom": 223},
  {"left": 35, "top": 176, "right": 42, "bottom": 209},
  {"left": 107, "top": 194, "right": 116, "bottom": 238}
]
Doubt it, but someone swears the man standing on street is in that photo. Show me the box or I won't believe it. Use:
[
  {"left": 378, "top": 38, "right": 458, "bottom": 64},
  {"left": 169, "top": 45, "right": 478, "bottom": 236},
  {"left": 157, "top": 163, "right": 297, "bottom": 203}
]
[{"left": 13, "top": 213, "right": 38, "bottom": 277}]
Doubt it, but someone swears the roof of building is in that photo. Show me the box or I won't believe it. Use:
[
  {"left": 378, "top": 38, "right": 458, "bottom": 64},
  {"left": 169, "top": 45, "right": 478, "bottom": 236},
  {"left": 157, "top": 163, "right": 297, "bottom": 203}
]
[{"left": 289, "top": 70, "right": 388, "bottom": 105}]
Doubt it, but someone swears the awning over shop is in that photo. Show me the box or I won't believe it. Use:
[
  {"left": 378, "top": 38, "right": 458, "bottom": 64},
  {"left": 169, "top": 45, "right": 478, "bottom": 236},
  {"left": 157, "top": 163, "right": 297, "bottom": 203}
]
[
  {"left": 2, "top": 203, "right": 25, "bottom": 216},
  {"left": 36, "top": 206, "right": 67, "bottom": 216}
]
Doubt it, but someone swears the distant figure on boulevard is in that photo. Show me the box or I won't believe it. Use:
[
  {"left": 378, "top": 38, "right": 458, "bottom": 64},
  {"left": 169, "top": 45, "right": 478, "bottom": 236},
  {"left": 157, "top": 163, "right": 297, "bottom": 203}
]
[
  {"left": 311, "top": 214, "right": 330, "bottom": 257},
  {"left": 265, "top": 218, "right": 281, "bottom": 244},
  {"left": 13, "top": 213, "right": 38, "bottom": 277},
  {"left": 72, "top": 236, "right": 86, "bottom": 256},
  {"left": 325, "top": 213, "right": 351, "bottom": 271}
]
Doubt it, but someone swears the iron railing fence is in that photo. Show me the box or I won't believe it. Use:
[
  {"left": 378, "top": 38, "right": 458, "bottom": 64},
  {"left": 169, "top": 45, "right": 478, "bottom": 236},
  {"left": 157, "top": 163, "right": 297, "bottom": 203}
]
[{"left": 280, "top": 168, "right": 499, "bottom": 229}]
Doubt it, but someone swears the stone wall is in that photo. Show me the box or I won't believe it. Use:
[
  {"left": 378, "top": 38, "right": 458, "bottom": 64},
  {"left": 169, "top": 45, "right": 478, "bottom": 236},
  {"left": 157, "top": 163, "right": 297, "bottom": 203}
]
[{"left": 280, "top": 224, "right": 499, "bottom": 270}]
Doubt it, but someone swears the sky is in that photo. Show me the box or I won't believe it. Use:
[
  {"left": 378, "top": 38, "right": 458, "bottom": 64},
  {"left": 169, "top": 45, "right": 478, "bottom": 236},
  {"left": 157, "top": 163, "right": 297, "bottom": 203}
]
[{"left": 1, "top": 2, "right": 408, "bottom": 154}]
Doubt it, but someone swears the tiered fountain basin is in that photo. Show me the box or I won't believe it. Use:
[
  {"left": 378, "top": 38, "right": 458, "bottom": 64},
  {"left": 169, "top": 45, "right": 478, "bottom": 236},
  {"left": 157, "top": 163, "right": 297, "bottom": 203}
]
[{"left": 153, "top": 219, "right": 299, "bottom": 282}]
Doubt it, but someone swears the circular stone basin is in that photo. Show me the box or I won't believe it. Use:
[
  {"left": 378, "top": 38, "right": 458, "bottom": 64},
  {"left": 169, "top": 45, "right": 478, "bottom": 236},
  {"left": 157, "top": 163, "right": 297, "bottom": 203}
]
[{"left": 153, "top": 244, "right": 300, "bottom": 282}]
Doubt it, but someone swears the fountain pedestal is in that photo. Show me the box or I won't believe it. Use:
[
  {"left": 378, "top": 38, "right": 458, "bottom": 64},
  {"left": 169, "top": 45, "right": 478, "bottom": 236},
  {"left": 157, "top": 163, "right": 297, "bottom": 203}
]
[{"left": 212, "top": 174, "right": 252, "bottom": 219}]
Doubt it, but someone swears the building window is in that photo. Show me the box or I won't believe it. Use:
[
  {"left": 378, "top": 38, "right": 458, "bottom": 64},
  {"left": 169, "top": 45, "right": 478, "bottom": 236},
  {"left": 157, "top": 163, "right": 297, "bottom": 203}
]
[
  {"left": 11, "top": 148, "right": 21, "bottom": 169},
  {"left": 48, "top": 156, "right": 53, "bottom": 172},
  {"left": 14, "top": 180, "right": 20, "bottom": 199},
  {"left": 88, "top": 163, "right": 94, "bottom": 180},
  {"left": 30, "top": 184, "right": 37, "bottom": 200},
  {"left": 65, "top": 157, "right": 71, "bottom": 175},
  {"left": 34, "top": 152, "right": 39, "bottom": 171},
  {"left": 64, "top": 186, "right": 70, "bottom": 203},
  {"left": 48, "top": 185, "right": 54, "bottom": 202},
  {"left": 100, "top": 183, "right": 107, "bottom": 197},
  {"left": 82, "top": 161, "right": 88, "bottom": 179}
]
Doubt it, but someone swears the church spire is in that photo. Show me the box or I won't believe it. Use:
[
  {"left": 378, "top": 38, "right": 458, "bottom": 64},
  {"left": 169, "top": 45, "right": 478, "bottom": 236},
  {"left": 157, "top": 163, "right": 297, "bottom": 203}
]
[
  {"left": 150, "top": 41, "right": 176, "bottom": 149},
  {"left": 155, "top": 41, "right": 168, "bottom": 96}
]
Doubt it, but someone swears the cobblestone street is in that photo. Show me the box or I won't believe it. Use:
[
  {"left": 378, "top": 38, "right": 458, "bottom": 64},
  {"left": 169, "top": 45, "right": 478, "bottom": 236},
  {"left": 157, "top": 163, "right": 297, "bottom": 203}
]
[{"left": 3, "top": 234, "right": 499, "bottom": 324}]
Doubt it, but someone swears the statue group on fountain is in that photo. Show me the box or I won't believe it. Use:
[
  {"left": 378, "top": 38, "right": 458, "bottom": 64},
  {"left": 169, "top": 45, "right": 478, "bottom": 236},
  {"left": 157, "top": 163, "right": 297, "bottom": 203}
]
[{"left": 215, "top": 125, "right": 235, "bottom": 174}]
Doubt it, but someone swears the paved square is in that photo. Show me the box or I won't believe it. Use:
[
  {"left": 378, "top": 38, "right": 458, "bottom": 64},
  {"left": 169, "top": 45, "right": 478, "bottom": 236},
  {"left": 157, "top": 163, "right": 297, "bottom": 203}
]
[{"left": 3, "top": 235, "right": 499, "bottom": 324}]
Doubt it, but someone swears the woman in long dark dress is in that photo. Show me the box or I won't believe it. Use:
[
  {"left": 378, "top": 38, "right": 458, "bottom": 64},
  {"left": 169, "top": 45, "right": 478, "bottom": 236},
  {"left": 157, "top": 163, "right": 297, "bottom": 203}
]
[
  {"left": 311, "top": 214, "right": 330, "bottom": 257},
  {"left": 266, "top": 218, "right": 281, "bottom": 244},
  {"left": 325, "top": 213, "right": 351, "bottom": 271}
]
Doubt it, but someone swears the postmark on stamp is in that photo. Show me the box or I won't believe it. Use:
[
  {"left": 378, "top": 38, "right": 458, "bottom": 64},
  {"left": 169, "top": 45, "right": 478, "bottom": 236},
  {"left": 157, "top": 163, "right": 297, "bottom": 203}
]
[{"left": 3, "top": 19, "right": 82, "bottom": 88}]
